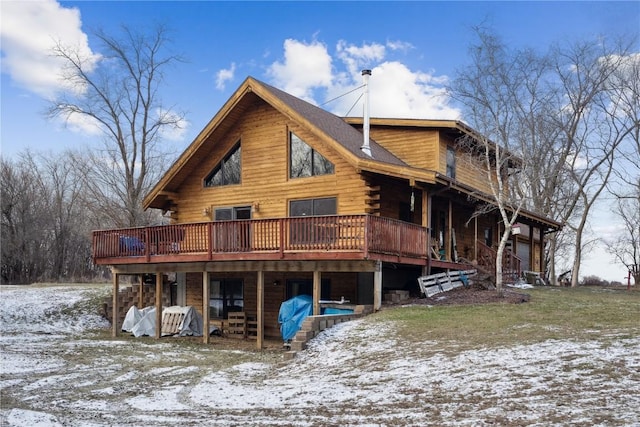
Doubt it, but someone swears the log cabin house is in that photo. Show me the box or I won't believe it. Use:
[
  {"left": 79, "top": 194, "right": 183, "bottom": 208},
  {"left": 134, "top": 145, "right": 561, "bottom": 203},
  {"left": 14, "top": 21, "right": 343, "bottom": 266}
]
[{"left": 93, "top": 74, "right": 560, "bottom": 348}]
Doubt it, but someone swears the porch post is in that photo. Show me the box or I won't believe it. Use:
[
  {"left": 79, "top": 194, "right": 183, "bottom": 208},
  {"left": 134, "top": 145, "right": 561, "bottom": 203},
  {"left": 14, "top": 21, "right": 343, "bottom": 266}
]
[
  {"left": 529, "top": 225, "right": 535, "bottom": 272},
  {"left": 540, "top": 230, "right": 546, "bottom": 275},
  {"left": 112, "top": 271, "right": 119, "bottom": 338},
  {"left": 313, "top": 270, "right": 321, "bottom": 315},
  {"left": 155, "top": 273, "right": 163, "bottom": 339},
  {"left": 422, "top": 189, "right": 430, "bottom": 276},
  {"left": 203, "top": 271, "right": 210, "bottom": 344},
  {"left": 374, "top": 260, "right": 382, "bottom": 311},
  {"left": 256, "top": 270, "right": 264, "bottom": 349},
  {"left": 138, "top": 274, "right": 144, "bottom": 308},
  {"left": 474, "top": 217, "right": 478, "bottom": 262},
  {"left": 447, "top": 200, "right": 453, "bottom": 261}
]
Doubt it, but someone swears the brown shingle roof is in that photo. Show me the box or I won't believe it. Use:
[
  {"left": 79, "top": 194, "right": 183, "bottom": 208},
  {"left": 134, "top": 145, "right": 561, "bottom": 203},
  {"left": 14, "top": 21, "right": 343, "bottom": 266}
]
[{"left": 255, "top": 79, "right": 407, "bottom": 167}]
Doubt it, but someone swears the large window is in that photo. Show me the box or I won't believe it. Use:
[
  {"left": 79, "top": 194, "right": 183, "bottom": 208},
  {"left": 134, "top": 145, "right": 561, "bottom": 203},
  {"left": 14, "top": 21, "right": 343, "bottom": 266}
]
[
  {"left": 289, "top": 197, "right": 337, "bottom": 245},
  {"left": 215, "top": 206, "right": 251, "bottom": 221},
  {"left": 446, "top": 145, "right": 456, "bottom": 179},
  {"left": 290, "top": 132, "right": 334, "bottom": 178},
  {"left": 209, "top": 279, "right": 243, "bottom": 319},
  {"left": 204, "top": 141, "right": 241, "bottom": 187},
  {"left": 289, "top": 197, "right": 336, "bottom": 217}
]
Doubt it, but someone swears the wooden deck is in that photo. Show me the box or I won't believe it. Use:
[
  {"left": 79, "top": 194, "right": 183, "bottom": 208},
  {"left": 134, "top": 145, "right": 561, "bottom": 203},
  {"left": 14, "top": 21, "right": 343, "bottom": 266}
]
[{"left": 92, "top": 215, "right": 432, "bottom": 266}]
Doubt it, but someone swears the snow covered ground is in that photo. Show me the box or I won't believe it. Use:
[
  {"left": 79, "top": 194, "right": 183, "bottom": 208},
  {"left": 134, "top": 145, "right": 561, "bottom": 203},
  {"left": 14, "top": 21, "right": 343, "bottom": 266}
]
[{"left": 1, "top": 283, "right": 639, "bottom": 426}]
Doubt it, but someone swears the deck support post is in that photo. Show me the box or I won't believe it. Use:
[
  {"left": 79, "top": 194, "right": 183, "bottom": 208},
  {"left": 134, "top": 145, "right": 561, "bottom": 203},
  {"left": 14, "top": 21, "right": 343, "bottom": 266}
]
[
  {"left": 474, "top": 217, "right": 478, "bottom": 262},
  {"left": 138, "top": 274, "right": 144, "bottom": 308},
  {"left": 112, "top": 271, "right": 119, "bottom": 337},
  {"left": 423, "top": 189, "right": 430, "bottom": 276},
  {"left": 374, "top": 260, "right": 382, "bottom": 311},
  {"left": 447, "top": 199, "right": 453, "bottom": 261},
  {"left": 257, "top": 270, "right": 264, "bottom": 349},
  {"left": 529, "top": 225, "right": 534, "bottom": 272},
  {"left": 203, "top": 271, "right": 210, "bottom": 344},
  {"left": 313, "top": 270, "right": 321, "bottom": 315},
  {"left": 155, "top": 272, "right": 162, "bottom": 339}
]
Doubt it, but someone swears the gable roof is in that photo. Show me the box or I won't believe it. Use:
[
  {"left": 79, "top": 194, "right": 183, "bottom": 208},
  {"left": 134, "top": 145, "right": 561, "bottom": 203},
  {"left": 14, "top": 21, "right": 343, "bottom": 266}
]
[
  {"left": 257, "top": 80, "right": 406, "bottom": 166},
  {"left": 144, "top": 76, "right": 437, "bottom": 210}
]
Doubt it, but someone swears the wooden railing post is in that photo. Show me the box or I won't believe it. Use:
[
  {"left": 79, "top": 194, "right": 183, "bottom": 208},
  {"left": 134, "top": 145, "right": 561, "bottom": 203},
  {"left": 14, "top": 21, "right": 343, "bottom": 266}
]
[
  {"left": 207, "top": 222, "right": 213, "bottom": 260},
  {"left": 363, "top": 215, "right": 370, "bottom": 259},
  {"left": 279, "top": 218, "right": 285, "bottom": 258},
  {"left": 144, "top": 228, "right": 149, "bottom": 262}
]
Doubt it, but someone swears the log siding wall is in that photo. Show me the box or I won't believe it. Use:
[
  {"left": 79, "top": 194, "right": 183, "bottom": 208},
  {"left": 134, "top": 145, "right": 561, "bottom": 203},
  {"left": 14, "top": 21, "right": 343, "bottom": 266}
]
[{"left": 173, "top": 102, "right": 370, "bottom": 223}]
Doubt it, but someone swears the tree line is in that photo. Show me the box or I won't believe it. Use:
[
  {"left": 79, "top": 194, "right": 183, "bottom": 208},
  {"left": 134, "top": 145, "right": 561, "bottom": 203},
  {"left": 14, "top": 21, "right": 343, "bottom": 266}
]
[
  {"left": 450, "top": 28, "right": 640, "bottom": 289},
  {"left": 1, "top": 25, "right": 638, "bottom": 287},
  {"left": 2, "top": 26, "right": 179, "bottom": 284}
]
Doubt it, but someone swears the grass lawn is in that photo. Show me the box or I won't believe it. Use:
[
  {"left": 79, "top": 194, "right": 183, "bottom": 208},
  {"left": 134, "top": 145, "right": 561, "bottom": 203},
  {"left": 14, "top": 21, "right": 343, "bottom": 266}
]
[{"left": 375, "top": 286, "right": 640, "bottom": 350}]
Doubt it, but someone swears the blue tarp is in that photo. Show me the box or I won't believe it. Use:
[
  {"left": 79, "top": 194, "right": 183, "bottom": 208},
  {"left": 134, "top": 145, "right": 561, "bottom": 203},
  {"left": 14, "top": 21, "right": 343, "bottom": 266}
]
[
  {"left": 323, "top": 307, "right": 354, "bottom": 315},
  {"left": 278, "top": 295, "right": 313, "bottom": 341}
]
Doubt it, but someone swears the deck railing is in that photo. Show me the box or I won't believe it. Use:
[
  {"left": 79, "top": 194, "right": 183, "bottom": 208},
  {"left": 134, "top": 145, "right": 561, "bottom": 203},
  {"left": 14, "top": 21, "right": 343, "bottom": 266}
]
[
  {"left": 476, "top": 240, "right": 522, "bottom": 283},
  {"left": 92, "top": 215, "right": 430, "bottom": 264}
]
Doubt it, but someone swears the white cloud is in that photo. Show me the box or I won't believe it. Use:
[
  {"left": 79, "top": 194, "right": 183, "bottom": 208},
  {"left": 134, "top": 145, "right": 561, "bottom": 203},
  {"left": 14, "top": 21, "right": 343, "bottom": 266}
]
[
  {"left": 266, "top": 39, "right": 333, "bottom": 101},
  {"left": 61, "top": 111, "right": 103, "bottom": 136},
  {"left": 386, "top": 40, "right": 414, "bottom": 52},
  {"left": 267, "top": 38, "right": 460, "bottom": 120},
  {"left": 215, "top": 63, "right": 236, "bottom": 90},
  {"left": 336, "top": 40, "right": 386, "bottom": 75},
  {"left": 366, "top": 61, "right": 460, "bottom": 119},
  {"left": 0, "top": 0, "right": 98, "bottom": 98},
  {"left": 157, "top": 109, "right": 189, "bottom": 142}
]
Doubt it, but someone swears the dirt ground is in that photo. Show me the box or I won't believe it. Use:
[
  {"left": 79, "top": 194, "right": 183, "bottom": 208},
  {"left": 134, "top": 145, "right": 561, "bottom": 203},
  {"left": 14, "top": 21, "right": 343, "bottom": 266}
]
[{"left": 386, "top": 283, "right": 531, "bottom": 307}]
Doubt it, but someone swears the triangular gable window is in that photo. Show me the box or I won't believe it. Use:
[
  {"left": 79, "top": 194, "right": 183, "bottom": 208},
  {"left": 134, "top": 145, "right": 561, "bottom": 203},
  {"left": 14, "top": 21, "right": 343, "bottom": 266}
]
[
  {"left": 204, "top": 141, "right": 241, "bottom": 187},
  {"left": 290, "top": 132, "right": 334, "bottom": 178}
]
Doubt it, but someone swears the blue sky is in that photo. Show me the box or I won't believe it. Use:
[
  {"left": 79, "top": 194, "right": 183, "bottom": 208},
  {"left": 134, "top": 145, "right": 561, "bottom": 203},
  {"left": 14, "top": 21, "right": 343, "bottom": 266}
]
[
  {"left": 3, "top": 1, "right": 638, "bottom": 158},
  {"left": 1, "top": 0, "right": 639, "bottom": 281}
]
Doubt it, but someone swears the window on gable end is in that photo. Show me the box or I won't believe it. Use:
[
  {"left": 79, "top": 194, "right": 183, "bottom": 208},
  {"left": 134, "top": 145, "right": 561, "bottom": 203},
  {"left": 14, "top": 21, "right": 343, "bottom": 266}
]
[
  {"left": 204, "top": 141, "right": 241, "bottom": 187},
  {"left": 289, "top": 132, "right": 334, "bottom": 178},
  {"left": 446, "top": 145, "right": 456, "bottom": 179}
]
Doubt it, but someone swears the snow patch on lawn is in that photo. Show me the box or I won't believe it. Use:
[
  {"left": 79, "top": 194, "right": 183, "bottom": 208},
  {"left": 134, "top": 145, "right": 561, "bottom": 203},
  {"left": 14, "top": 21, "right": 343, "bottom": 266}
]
[{"left": 1, "top": 284, "right": 639, "bottom": 426}]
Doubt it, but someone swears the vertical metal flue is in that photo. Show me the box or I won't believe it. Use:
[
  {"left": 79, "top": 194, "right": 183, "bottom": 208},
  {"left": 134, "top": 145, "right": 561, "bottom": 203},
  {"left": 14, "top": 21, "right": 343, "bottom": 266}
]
[{"left": 361, "top": 69, "right": 372, "bottom": 157}]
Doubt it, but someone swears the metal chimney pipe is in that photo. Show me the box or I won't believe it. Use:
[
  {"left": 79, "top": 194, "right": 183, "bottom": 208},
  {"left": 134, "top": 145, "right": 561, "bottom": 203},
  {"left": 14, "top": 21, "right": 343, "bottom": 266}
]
[{"left": 361, "top": 69, "right": 372, "bottom": 157}]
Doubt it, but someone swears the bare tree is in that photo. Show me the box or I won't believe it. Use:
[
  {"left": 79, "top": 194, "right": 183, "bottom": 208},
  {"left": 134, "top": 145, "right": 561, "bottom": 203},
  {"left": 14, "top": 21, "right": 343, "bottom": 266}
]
[
  {"left": 452, "top": 28, "right": 639, "bottom": 289},
  {"left": 550, "top": 39, "right": 638, "bottom": 287},
  {"left": 1, "top": 151, "right": 101, "bottom": 284},
  {"left": 48, "top": 25, "right": 184, "bottom": 228},
  {"left": 28, "top": 151, "right": 96, "bottom": 280},
  {"left": 451, "top": 30, "right": 537, "bottom": 295},
  {"left": 606, "top": 188, "right": 640, "bottom": 286},
  {"left": 606, "top": 53, "right": 640, "bottom": 286},
  {"left": 1, "top": 154, "right": 47, "bottom": 284}
]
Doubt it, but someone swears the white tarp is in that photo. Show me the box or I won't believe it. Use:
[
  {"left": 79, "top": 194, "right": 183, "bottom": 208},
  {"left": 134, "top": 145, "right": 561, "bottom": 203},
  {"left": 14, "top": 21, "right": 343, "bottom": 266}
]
[
  {"left": 122, "top": 305, "right": 203, "bottom": 337},
  {"left": 122, "top": 306, "right": 154, "bottom": 334}
]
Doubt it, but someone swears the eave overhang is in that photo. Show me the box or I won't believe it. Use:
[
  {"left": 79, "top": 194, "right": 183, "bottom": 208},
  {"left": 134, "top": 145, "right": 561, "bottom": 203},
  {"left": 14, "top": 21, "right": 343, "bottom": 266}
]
[{"left": 433, "top": 173, "right": 562, "bottom": 231}]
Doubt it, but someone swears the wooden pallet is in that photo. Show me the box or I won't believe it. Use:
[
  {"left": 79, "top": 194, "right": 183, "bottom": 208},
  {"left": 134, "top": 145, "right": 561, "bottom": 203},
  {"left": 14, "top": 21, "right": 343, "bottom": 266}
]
[
  {"left": 417, "top": 269, "right": 476, "bottom": 298},
  {"left": 226, "top": 312, "right": 246, "bottom": 338},
  {"left": 162, "top": 312, "right": 184, "bottom": 335},
  {"left": 246, "top": 314, "right": 258, "bottom": 340}
]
